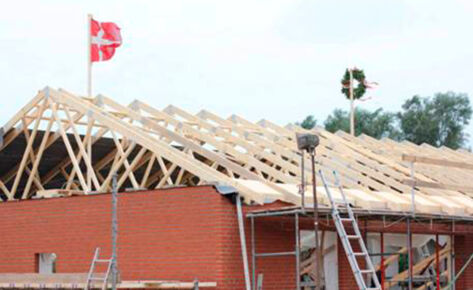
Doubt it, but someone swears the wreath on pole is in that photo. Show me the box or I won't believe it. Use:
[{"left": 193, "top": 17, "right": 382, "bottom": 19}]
[{"left": 341, "top": 68, "right": 366, "bottom": 100}]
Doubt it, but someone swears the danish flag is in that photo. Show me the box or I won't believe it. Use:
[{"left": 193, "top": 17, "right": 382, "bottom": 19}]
[{"left": 90, "top": 18, "right": 122, "bottom": 62}]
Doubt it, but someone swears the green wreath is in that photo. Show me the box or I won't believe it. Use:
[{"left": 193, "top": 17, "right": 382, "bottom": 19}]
[{"left": 341, "top": 68, "right": 366, "bottom": 100}]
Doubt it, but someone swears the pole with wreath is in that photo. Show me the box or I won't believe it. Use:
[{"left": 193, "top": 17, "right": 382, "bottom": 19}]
[{"left": 341, "top": 68, "right": 377, "bottom": 136}]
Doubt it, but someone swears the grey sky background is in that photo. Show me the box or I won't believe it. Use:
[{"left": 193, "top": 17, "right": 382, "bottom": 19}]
[{"left": 1, "top": 0, "right": 473, "bottom": 142}]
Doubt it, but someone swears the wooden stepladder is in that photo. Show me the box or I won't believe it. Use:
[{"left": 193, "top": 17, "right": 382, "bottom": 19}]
[
  {"left": 84, "top": 248, "right": 113, "bottom": 290},
  {"left": 319, "top": 170, "right": 381, "bottom": 290}
]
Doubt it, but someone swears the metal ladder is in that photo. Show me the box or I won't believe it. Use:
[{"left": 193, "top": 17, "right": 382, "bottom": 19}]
[
  {"left": 84, "top": 247, "right": 113, "bottom": 290},
  {"left": 319, "top": 170, "right": 381, "bottom": 290}
]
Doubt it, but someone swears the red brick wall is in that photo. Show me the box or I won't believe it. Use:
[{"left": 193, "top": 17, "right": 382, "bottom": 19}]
[
  {"left": 217, "top": 204, "right": 296, "bottom": 289},
  {"left": 337, "top": 235, "right": 369, "bottom": 290},
  {"left": 3, "top": 188, "right": 473, "bottom": 289},
  {"left": 0, "top": 186, "right": 296, "bottom": 289},
  {"left": 337, "top": 237, "right": 355, "bottom": 290},
  {"left": 454, "top": 235, "right": 473, "bottom": 290}
]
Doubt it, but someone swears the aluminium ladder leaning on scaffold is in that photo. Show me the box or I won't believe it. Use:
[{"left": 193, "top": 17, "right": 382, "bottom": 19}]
[
  {"left": 84, "top": 247, "right": 113, "bottom": 290},
  {"left": 319, "top": 170, "right": 381, "bottom": 290}
]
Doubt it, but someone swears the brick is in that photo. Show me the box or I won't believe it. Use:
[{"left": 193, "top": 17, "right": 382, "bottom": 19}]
[{"left": 0, "top": 186, "right": 296, "bottom": 290}]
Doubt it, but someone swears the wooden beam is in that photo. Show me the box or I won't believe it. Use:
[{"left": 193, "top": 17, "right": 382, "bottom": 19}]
[
  {"left": 0, "top": 91, "right": 45, "bottom": 149},
  {"left": 19, "top": 120, "right": 46, "bottom": 192},
  {"left": 9, "top": 99, "right": 47, "bottom": 199},
  {"left": 154, "top": 155, "right": 174, "bottom": 186},
  {"left": 4, "top": 86, "right": 473, "bottom": 214},
  {"left": 167, "top": 106, "right": 301, "bottom": 176},
  {"left": 141, "top": 102, "right": 299, "bottom": 183},
  {"left": 403, "top": 179, "right": 473, "bottom": 194},
  {"left": 402, "top": 154, "right": 473, "bottom": 170},
  {"left": 375, "top": 247, "right": 407, "bottom": 272},
  {"left": 64, "top": 116, "right": 95, "bottom": 190},
  {"left": 90, "top": 94, "right": 295, "bottom": 203},
  {"left": 62, "top": 106, "right": 100, "bottom": 191},
  {"left": 50, "top": 103, "right": 89, "bottom": 192},
  {"left": 8, "top": 106, "right": 91, "bottom": 189},
  {"left": 110, "top": 131, "right": 140, "bottom": 189},
  {"left": 22, "top": 117, "right": 54, "bottom": 198},
  {"left": 154, "top": 163, "right": 178, "bottom": 188},
  {"left": 99, "top": 141, "right": 137, "bottom": 192},
  {"left": 415, "top": 270, "right": 447, "bottom": 290},
  {"left": 140, "top": 153, "right": 156, "bottom": 188},
  {"left": 387, "top": 244, "right": 450, "bottom": 289},
  {"left": 117, "top": 147, "right": 147, "bottom": 189}
]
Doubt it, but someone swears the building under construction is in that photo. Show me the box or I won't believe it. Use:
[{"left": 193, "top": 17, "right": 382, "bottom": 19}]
[{"left": 0, "top": 87, "right": 472, "bottom": 289}]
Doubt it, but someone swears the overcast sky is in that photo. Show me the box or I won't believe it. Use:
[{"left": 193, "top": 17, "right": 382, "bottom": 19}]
[{"left": 1, "top": 0, "right": 473, "bottom": 142}]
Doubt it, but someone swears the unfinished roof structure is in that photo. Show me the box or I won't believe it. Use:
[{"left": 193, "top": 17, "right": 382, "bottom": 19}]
[{"left": 1, "top": 87, "right": 473, "bottom": 217}]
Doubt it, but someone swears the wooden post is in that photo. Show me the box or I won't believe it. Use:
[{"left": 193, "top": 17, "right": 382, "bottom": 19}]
[{"left": 349, "top": 68, "right": 355, "bottom": 136}]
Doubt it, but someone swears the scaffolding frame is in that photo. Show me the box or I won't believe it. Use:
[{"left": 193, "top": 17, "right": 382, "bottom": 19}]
[{"left": 247, "top": 206, "right": 473, "bottom": 290}]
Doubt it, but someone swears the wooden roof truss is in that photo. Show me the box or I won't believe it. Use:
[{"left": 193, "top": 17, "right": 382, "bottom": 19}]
[{"left": 1, "top": 87, "right": 473, "bottom": 217}]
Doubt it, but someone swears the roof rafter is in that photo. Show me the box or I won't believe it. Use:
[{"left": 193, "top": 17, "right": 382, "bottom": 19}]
[{"left": 0, "top": 87, "right": 472, "bottom": 216}]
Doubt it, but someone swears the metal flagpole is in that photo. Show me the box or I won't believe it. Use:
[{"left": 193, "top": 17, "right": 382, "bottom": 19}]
[
  {"left": 87, "top": 14, "right": 92, "bottom": 97},
  {"left": 349, "top": 68, "right": 355, "bottom": 136},
  {"left": 87, "top": 13, "right": 93, "bottom": 192}
]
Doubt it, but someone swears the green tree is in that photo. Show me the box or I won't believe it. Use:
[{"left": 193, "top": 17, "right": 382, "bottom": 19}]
[
  {"left": 297, "top": 115, "right": 317, "bottom": 130},
  {"left": 324, "top": 108, "right": 400, "bottom": 139},
  {"left": 398, "top": 92, "right": 472, "bottom": 149}
]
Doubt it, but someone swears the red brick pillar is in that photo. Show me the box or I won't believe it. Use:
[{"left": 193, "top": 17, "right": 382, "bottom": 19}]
[
  {"left": 337, "top": 236, "right": 366, "bottom": 289},
  {"left": 216, "top": 203, "right": 297, "bottom": 290},
  {"left": 454, "top": 235, "right": 473, "bottom": 289}
]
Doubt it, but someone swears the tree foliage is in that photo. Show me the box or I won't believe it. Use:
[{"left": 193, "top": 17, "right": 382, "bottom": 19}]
[
  {"left": 324, "top": 108, "right": 400, "bottom": 139},
  {"left": 297, "top": 115, "right": 317, "bottom": 130},
  {"left": 398, "top": 92, "right": 472, "bottom": 149},
  {"left": 297, "top": 91, "right": 472, "bottom": 149}
]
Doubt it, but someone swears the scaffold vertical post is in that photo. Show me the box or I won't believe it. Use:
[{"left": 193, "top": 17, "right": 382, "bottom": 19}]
[
  {"left": 310, "top": 150, "right": 320, "bottom": 288},
  {"left": 381, "top": 232, "right": 385, "bottom": 290},
  {"left": 236, "top": 195, "right": 251, "bottom": 290},
  {"left": 295, "top": 213, "right": 300, "bottom": 289},
  {"left": 407, "top": 217, "right": 413, "bottom": 290},
  {"left": 251, "top": 216, "right": 256, "bottom": 290},
  {"left": 301, "top": 151, "right": 305, "bottom": 210}
]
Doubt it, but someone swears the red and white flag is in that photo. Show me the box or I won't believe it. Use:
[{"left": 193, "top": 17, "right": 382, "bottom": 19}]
[{"left": 90, "top": 18, "right": 122, "bottom": 62}]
